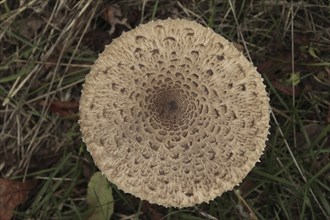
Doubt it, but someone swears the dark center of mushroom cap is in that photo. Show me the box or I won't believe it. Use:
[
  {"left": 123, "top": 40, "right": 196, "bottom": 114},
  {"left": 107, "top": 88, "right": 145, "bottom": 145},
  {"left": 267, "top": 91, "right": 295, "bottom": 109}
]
[
  {"left": 167, "top": 100, "right": 178, "bottom": 112},
  {"left": 146, "top": 87, "right": 195, "bottom": 128}
]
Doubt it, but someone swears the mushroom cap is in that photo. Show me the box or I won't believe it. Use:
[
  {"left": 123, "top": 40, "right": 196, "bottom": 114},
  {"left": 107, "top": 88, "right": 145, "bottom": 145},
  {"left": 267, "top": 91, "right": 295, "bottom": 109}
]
[{"left": 79, "top": 19, "right": 270, "bottom": 208}]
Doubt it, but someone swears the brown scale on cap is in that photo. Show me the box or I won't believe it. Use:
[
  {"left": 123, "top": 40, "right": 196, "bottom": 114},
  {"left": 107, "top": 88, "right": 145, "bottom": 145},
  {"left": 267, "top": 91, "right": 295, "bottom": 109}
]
[{"left": 79, "top": 19, "right": 270, "bottom": 208}]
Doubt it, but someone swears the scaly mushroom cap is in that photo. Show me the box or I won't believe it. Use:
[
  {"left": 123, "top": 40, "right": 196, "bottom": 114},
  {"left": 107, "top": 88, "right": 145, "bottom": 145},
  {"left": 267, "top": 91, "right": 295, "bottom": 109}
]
[{"left": 79, "top": 19, "right": 270, "bottom": 208}]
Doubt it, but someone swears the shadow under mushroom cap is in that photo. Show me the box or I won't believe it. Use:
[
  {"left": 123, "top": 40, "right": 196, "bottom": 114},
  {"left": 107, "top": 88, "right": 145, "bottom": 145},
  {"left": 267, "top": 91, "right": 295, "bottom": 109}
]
[{"left": 79, "top": 18, "right": 270, "bottom": 208}]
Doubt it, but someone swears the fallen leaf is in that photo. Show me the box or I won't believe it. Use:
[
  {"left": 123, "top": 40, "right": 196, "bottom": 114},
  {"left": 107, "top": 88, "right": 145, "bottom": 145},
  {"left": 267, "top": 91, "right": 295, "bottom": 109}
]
[
  {"left": 39, "top": 100, "right": 79, "bottom": 117},
  {"left": 141, "top": 201, "right": 164, "bottom": 220},
  {"left": 84, "top": 30, "right": 112, "bottom": 52},
  {"left": 272, "top": 80, "right": 302, "bottom": 96},
  {"left": 0, "top": 179, "right": 35, "bottom": 220},
  {"left": 238, "top": 179, "right": 257, "bottom": 197},
  {"left": 84, "top": 172, "right": 114, "bottom": 220},
  {"left": 101, "top": 5, "right": 131, "bottom": 35}
]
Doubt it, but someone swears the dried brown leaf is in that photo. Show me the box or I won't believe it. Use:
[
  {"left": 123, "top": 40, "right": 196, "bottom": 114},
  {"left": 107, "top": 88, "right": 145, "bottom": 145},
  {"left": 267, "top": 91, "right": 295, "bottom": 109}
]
[
  {"left": 272, "top": 80, "right": 302, "bottom": 96},
  {"left": 101, "top": 5, "right": 131, "bottom": 35},
  {"left": 84, "top": 30, "right": 112, "bottom": 52},
  {"left": 141, "top": 201, "right": 164, "bottom": 220},
  {"left": 39, "top": 100, "right": 79, "bottom": 117},
  {"left": 0, "top": 179, "right": 35, "bottom": 220},
  {"left": 239, "top": 179, "right": 257, "bottom": 197}
]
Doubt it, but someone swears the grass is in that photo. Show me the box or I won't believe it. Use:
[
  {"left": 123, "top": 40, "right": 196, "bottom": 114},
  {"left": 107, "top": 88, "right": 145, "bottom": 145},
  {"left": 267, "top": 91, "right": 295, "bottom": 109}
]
[{"left": 0, "top": 0, "right": 329, "bottom": 219}]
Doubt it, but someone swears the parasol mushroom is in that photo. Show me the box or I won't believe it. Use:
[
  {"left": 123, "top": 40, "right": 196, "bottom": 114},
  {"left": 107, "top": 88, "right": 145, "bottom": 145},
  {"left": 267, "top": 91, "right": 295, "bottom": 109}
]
[{"left": 79, "top": 18, "right": 270, "bottom": 208}]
